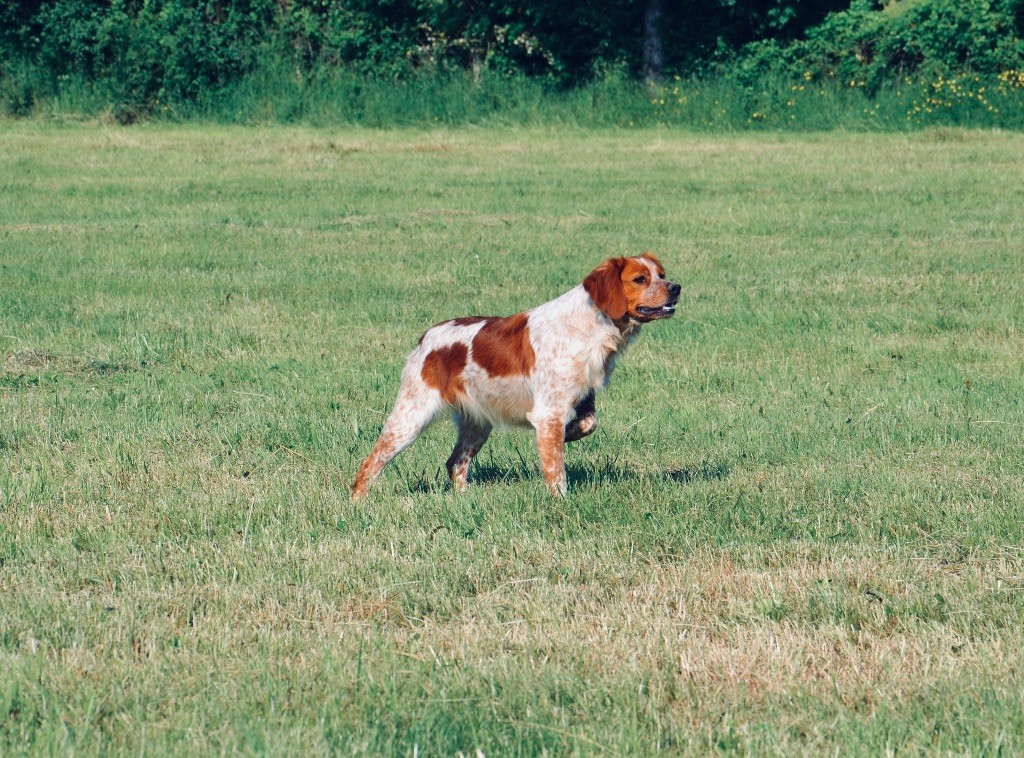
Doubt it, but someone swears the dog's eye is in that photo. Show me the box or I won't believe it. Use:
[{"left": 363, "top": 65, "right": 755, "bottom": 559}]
[
  {"left": 633, "top": 275, "right": 647, "bottom": 284},
  {"left": 657, "top": 271, "right": 665, "bottom": 279}
]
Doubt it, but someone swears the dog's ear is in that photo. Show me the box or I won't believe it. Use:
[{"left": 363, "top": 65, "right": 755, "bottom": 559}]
[{"left": 583, "top": 257, "right": 627, "bottom": 321}]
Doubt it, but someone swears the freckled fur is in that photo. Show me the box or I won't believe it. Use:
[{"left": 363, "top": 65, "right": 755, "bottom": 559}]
[{"left": 351, "top": 255, "right": 680, "bottom": 498}]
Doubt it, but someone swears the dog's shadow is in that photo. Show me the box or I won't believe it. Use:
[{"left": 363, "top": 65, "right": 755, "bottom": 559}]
[
  {"left": 661, "top": 461, "right": 733, "bottom": 485},
  {"left": 469, "top": 458, "right": 732, "bottom": 489}
]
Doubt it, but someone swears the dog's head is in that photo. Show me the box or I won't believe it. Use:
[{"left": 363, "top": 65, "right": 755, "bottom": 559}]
[{"left": 583, "top": 254, "right": 681, "bottom": 323}]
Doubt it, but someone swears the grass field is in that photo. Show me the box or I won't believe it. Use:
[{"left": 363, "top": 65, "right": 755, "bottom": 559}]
[{"left": 2, "top": 123, "right": 1024, "bottom": 754}]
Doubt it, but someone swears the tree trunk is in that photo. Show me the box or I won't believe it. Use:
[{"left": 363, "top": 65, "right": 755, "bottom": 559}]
[{"left": 643, "top": 0, "right": 665, "bottom": 86}]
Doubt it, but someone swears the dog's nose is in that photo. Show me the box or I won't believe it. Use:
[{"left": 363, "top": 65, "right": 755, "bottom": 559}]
[{"left": 668, "top": 282, "right": 681, "bottom": 297}]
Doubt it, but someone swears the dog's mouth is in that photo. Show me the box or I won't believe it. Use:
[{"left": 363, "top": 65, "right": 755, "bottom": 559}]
[{"left": 635, "top": 299, "right": 678, "bottom": 320}]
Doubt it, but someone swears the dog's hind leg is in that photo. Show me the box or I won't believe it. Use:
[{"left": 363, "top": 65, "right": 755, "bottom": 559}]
[
  {"left": 351, "top": 385, "right": 443, "bottom": 500},
  {"left": 445, "top": 413, "right": 492, "bottom": 492},
  {"left": 564, "top": 390, "right": 597, "bottom": 442}
]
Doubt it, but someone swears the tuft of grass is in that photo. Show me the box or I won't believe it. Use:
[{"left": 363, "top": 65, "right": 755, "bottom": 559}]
[{"left": 1, "top": 124, "right": 1023, "bottom": 753}]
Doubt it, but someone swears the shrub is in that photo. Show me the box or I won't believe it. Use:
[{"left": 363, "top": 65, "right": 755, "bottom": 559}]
[
  {"left": 731, "top": 0, "right": 1024, "bottom": 90},
  {"left": 0, "top": 64, "right": 37, "bottom": 117},
  {"left": 20, "top": 0, "right": 277, "bottom": 112}
]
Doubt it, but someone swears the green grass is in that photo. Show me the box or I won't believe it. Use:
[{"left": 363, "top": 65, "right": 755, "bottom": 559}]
[
  {"left": 1, "top": 122, "right": 1023, "bottom": 754},
  {"left": 10, "top": 65, "right": 1024, "bottom": 130}
]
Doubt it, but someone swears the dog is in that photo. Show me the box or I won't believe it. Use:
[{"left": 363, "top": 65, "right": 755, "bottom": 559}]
[{"left": 351, "top": 255, "right": 680, "bottom": 498}]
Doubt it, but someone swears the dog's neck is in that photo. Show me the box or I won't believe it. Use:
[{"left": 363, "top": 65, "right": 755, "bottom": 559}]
[
  {"left": 591, "top": 306, "right": 643, "bottom": 382},
  {"left": 611, "top": 316, "right": 643, "bottom": 341}
]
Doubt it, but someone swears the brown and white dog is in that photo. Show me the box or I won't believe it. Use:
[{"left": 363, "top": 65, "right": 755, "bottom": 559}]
[{"left": 351, "top": 255, "right": 680, "bottom": 498}]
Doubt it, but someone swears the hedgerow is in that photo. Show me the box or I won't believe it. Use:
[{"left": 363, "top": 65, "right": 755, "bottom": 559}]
[{"left": 0, "top": 0, "right": 1022, "bottom": 126}]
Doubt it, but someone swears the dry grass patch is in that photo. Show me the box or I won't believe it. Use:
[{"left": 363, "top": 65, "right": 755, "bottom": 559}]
[{"left": 407, "top": 544, "right": 1024, "bottom": 705}]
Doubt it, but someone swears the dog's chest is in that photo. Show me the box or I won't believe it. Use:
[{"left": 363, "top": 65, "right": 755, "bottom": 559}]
[
  {"left": 578, "top": 332, "right": 619, "bottom": 390},
  {"left": 529, "top": 323, "right": 621, "bottom": 399},
  {"left": 524, "top": 289, "right": 628, "bottom": 397}
]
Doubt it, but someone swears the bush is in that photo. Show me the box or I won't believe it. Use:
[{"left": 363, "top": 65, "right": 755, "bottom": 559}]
[
  {"left": 0, "top": 64, "right": 36, "bottom": 117},
  {"left": 17, "top": 0, "right": 276, "bottom": 113},
  {"left": 731, "top": 0, "right": 1024, "bottom": 90}
]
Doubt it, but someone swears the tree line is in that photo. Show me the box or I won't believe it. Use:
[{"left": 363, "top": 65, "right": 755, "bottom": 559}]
[{"left": 1, "top": 0, "right": 1022, "bottom": 117}]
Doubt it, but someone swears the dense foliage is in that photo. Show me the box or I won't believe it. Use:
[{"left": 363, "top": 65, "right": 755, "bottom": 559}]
[
  {"left": 736, "top": 0, "right": 1024, "bottom": 88},
  {"left": 0, "top": 0, "right": 1022, "bottom": 122}
]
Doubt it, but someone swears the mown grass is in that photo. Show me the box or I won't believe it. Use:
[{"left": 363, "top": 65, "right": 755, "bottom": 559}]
[{"left": 1, "top": 123, "right": 1023, "bottom": 754}]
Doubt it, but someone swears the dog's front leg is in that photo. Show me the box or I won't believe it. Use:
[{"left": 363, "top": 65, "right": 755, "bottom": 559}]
[
  {"left": 531, "top": 410, "right": 569, "bottom": 496},
  {"left": 564, "top": 390, "right": 597, "bottom": 442}
]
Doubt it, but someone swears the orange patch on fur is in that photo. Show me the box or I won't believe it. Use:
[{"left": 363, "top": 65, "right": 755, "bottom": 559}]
[
  {"left": 450, "top": 316, "right": 492, "bottom": 327},
  {"left": 620, "top": 257, "right": 656, "bottom": 311},
  {"left": 472, "top": 313, "right": 536, "bottom": 377},
  {"left": 419, "top": 316, "right": 494, "bottom": 344},
  {"left": 421, "top": 343, "right": 469, "bottom": 404},
  {"left": 583, "top": 258, "right": 628, "bottom": 320}
]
